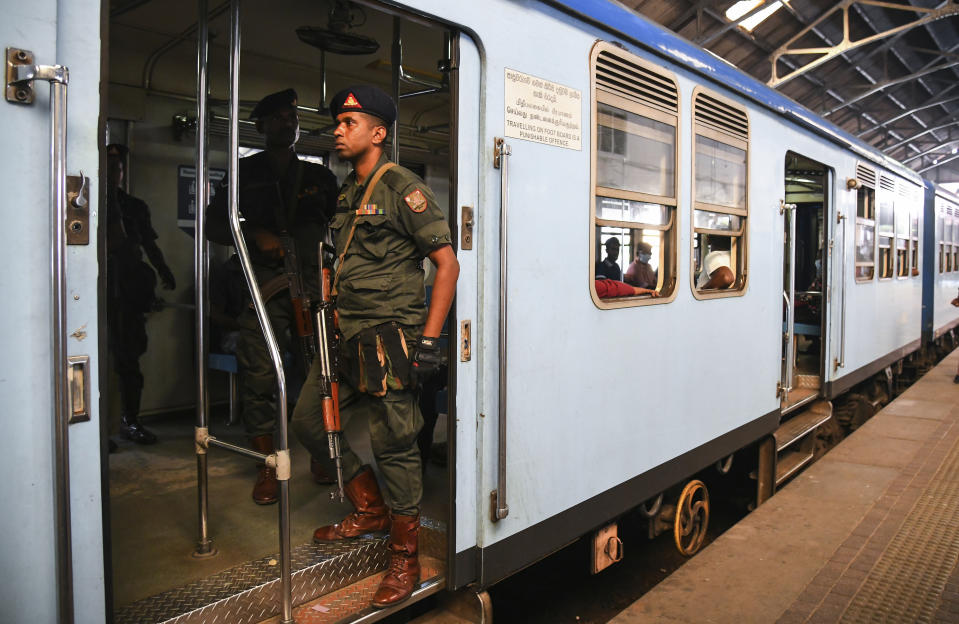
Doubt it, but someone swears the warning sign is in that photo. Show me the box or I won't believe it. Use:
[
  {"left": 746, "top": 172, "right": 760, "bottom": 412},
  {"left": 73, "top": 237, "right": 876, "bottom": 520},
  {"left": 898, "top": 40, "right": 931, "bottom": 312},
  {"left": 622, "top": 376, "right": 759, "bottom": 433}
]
[{"left": 504, "top": 68, "right": 582, "bottom": 150}]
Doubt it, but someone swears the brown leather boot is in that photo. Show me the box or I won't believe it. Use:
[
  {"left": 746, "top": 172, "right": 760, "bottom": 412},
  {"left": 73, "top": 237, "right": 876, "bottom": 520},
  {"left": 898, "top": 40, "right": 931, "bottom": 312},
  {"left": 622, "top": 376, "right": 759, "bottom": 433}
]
[
  {"left": 371, "top": 514, "right": 420, "bottom": 608},
  {"left": 251, "top": 435, "right": 278, "bottom": 505},
  {"left": 313, "top": 466, "right": 390, "bottom": 541}
]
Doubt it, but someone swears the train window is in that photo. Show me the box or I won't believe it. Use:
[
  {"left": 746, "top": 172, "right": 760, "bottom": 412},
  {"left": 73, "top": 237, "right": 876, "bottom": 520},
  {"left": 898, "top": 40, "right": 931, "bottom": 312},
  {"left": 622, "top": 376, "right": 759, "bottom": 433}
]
[
  {"left": 691, "top": 88, "right": 749, "bottom": 298},
  {"left": 590, "top": 42, "right": 679, "bottom": 307},
  {"left": 877, "top": 175, "right": 895, "bottom": 280},
  {"left": 939, "top": 211, "right": 946, "bottom": 273},
  {"left": 896, "top": 200, "right": 909, "bottom": 278},
  {"left": 953, "top": 215, "right": 959, "bottom": 272},
  {"left": 911, "top": 210, "right": 920, "bottom": 277},
  {"left": 854, "top": 164, "right": 875, "bottom": 281}
]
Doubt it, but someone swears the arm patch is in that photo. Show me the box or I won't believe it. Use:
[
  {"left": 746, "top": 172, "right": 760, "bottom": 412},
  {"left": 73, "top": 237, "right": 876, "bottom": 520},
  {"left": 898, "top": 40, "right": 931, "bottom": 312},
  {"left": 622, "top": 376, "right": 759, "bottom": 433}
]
[{"left": 404, "top": 188, "right": 428, "bottom": 213}]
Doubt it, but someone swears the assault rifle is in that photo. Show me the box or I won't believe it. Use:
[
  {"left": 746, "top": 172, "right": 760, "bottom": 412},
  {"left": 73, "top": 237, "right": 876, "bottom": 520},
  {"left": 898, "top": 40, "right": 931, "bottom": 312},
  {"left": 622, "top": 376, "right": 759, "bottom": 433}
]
[
  {"left": 315, "top": 242, "right": 345, "bottom": 502},
  {"left": 279, "top": 234, "right": 316, "bottom": 373}
]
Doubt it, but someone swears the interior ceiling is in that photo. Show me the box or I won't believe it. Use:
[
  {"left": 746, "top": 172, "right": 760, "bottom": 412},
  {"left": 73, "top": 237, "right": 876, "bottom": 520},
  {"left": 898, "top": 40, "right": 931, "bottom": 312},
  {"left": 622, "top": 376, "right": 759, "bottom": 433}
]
[
  {"left": 109, "top": 0, "right": 959, "bottom": 181},
  {"left": 628, "top": 0, "right": 959, "bottom": 183}
]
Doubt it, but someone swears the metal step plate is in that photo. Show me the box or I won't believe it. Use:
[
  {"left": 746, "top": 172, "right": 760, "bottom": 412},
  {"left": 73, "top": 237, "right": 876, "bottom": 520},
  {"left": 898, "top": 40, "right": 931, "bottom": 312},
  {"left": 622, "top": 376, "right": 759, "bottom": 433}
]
[
  {"left": 257, "top": 555, "right": 445, "bottom": 624},
  {"left": 775, "top": 400, "right": 832, "bottom": 451},
  {"left": 115, "top": 518, "right": 445, "bottom": 624}
]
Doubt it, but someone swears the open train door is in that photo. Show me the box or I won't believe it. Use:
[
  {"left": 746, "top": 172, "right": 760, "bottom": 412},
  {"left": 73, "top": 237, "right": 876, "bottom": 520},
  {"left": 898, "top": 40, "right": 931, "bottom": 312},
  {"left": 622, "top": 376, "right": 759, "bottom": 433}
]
[
  {"left": 0, "top": 2, "right": 107, "bottom": 622},
  {"left": 448, "top": 28, "right": 482, "bottom": 591}
]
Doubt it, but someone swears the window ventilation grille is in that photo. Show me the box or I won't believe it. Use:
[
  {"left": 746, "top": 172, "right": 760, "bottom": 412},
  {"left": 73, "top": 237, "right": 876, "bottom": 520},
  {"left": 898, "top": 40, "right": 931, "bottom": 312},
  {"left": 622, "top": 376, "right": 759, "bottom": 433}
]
[
  {"left": 596, "top": 51, "right": 678, "bottom": 116},
  {"left": 879, "top": 175, "right": 896, "bottom": 192},
  {"left": 694, "top": 92, "right": 748, "bottom": 142},
  {"left": 898, "top": 184, "right": 911, "bottom": 198},
  {"left": 856, "top": 163, "right": 876, "bottom": 188}
]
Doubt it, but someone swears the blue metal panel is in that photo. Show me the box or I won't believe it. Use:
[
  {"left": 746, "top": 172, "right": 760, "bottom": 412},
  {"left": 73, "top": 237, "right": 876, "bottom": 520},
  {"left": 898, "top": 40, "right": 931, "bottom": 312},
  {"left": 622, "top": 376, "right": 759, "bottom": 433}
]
[
  {"left": 542, "top": 0, "right": 923, "bottom": 185},
  {"left": 923, "top": 181, "right": 936, "bottom": 342}
]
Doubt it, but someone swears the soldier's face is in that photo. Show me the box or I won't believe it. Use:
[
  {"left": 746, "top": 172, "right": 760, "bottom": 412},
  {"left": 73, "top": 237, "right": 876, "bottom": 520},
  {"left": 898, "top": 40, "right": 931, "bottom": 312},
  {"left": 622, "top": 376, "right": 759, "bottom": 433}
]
[
  {"left": 260, "top": 106, "right": 300, "bottom": 148},
  {"left": 334, "top": 112, "right": 385, "bottom": 162}
]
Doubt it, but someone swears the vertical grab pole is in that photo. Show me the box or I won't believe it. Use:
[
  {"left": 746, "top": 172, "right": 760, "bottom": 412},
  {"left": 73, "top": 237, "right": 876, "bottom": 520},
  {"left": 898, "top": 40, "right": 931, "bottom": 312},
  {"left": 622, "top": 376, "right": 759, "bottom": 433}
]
[
  {"left": 193, "top": 0, "right": 215, "bottom": 558},
  {"left": 836, "top": 207, "right": 847, "bottom": 370},
  {"left": 225, "top": 2, "right": 294, "bottom": 621},
  {"left": 50, "top": 69, "right": 74, "bottom": 624},
  {"left": 781, "top": 201, "right": 797, "bottom": 397},
  {"left": 491, "top": 138, "right": 510, "bottom": 522},
  {"left": 390, "top": 17, "right": 401, "bottom": 164}
]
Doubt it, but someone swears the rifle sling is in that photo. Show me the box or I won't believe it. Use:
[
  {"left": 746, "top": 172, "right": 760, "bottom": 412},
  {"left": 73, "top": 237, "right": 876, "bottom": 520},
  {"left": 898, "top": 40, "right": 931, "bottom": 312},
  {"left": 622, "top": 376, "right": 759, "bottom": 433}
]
[{"left": 332, "top": 162, "right": 396, "bottom": 296}]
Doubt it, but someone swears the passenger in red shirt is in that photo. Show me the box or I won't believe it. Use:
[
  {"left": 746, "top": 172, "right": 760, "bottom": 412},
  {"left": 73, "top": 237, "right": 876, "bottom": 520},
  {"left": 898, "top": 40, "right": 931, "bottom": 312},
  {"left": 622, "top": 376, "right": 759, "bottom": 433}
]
[{"left": 595, "top": 279, "right": 660, "bottom": 299}]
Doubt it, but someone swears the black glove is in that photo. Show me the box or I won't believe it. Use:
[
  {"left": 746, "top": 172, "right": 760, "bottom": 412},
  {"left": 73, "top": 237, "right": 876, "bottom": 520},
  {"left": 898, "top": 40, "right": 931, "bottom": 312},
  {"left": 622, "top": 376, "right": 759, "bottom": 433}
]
[{"left": 410, "top": 336, "right": 443, "bottom": 390}]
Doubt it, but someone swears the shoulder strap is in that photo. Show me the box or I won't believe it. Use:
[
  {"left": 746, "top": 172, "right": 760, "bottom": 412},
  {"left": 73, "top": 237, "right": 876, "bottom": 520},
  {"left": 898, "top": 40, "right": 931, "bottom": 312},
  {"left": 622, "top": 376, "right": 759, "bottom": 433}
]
[{"left": 332, "top": 162, "right": 397, "bottom": 295}]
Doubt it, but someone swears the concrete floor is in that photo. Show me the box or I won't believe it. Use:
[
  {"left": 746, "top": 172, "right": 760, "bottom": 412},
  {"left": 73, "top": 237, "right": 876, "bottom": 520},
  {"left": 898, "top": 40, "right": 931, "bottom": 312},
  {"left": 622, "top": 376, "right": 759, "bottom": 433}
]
[
  {"left": 613, "top": 350, "right": 959, "bottom": 623},
  {"left": 108, "top": 405, "right": 449, "bottom": 609}
]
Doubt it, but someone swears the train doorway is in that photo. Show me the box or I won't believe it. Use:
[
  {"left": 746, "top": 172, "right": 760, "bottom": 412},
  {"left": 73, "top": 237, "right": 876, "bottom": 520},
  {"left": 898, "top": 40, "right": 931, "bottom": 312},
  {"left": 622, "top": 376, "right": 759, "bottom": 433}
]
[
  {"left": 103, "top": 1, "right": 460, "bottom": 621},
  {"left": 781, "top": 152, "right": 830, "bottom": 413}
]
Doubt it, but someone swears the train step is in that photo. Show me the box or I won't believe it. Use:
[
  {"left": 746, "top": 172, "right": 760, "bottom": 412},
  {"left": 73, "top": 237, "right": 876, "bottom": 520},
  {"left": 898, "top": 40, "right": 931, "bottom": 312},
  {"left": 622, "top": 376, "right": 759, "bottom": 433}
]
[
  {"left": 114, "top": 517, "right": 446, "bottom": 624},
  {"left": 774, "top": 400, "right": 832, "bottom": 487}
]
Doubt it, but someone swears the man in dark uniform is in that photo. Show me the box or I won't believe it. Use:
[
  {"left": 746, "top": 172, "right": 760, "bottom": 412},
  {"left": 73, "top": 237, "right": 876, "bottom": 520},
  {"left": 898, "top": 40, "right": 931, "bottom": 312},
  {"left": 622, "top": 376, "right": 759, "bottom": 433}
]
[
  {"left": 595, "top": 237, "right": 622, "bottom": 280},
  {"left": 293, "top": 85, "right": 459, "bottom": 609},
  {"left": 106, "top": 144, "right": 176, "bottom": 445},
  {"left": 208, "top": 88, "right": 339, "bottom": 504}
]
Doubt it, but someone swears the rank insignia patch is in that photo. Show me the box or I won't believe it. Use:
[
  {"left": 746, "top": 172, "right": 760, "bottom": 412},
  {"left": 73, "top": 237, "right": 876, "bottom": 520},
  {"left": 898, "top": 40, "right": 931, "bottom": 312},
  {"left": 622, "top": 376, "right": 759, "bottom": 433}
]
[
  {"left": 343, "top": 93, "right": 361, "bottom": 108},
  {"left": 356, "top": 204, "right": 384, "bottom": 215},
  {"left": 404, "top": 189, "right": 428, "bottom": 213}
]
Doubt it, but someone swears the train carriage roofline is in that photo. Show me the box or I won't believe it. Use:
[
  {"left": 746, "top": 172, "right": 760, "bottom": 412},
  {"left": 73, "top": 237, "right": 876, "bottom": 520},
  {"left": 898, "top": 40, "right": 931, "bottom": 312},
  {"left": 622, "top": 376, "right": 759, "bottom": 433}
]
[{"left": 541, "top": 0, "right": 923, "bottom": 186}]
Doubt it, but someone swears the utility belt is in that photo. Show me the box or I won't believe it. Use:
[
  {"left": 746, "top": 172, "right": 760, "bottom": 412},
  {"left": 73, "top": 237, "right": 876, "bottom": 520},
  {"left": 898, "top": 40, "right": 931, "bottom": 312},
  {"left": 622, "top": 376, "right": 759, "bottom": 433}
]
[{"left": 338, "top": 321, "right": 414, "bottom": 397}]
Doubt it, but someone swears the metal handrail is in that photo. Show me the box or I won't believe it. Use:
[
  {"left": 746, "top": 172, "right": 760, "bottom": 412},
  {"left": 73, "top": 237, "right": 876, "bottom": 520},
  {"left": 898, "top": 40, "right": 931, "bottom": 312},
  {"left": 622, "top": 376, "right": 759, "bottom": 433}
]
[
  {"left": 193, "top": 0, "right": 214, "bottom": 559},
  {"left": 9, "top": 59, "right": 74, "bottom": 623},
  {"left": 492, "top": 138, "right": 511, "bottom": 522},
  {"left": 224, "top": 2, "right": 294, "bottom": 621},
  {"left": 782, "top": 201, "right": 797, "bottom": 398},
  {"left": 836, "top": 209, "right": 848, "bottom": 370}
]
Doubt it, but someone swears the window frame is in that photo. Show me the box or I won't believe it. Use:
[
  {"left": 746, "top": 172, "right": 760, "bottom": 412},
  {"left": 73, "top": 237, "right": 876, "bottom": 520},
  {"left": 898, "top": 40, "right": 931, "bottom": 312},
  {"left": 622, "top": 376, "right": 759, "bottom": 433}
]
[
  {"left": 589, "top": 41, "right": 680, "bottom": 309},
  {"left": 876, "top": 178, "right": 895, "bottom": 281},
  {"left": 854, "top": 165, "right": 876, "bottom": 283},
  {"left": 689, "top": 86, "right": 750, "bottom": 300}
]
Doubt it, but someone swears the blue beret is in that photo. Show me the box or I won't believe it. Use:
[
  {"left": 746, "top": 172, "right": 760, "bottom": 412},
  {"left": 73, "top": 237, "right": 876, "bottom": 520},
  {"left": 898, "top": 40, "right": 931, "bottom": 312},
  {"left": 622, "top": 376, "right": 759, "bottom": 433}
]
[
  {"left": 329, "top": 85, "right": 396, "bottom": 126},
  {"left": 250, "top": 88, "right": 297, "bottom": 120}
]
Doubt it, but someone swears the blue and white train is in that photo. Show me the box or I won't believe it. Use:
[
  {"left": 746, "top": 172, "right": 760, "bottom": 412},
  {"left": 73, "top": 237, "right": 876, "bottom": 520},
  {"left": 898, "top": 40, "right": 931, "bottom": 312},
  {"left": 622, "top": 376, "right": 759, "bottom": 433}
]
[{"left": 3, "top": 0, "right": 958, "bottom": 622}]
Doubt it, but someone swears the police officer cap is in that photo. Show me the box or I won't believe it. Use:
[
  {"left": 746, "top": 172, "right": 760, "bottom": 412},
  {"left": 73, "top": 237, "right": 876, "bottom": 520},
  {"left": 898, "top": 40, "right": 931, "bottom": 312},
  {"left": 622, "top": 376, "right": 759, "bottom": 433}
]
[
  {"left": 329, "top": 85, "right": 396, "bottom": 126},
  {"left": 250, "top": 88, "right": 297, "bottom": 120},
  {"left": 636, "top": 241, "right": 652, "bottom": 254}
]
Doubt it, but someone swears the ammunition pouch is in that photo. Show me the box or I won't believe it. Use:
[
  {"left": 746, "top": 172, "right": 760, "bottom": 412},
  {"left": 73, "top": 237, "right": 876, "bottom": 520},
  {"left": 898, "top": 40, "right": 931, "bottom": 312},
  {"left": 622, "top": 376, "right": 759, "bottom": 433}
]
[{"left": 339, "top": 322, "right": 412, "bottom": 396}]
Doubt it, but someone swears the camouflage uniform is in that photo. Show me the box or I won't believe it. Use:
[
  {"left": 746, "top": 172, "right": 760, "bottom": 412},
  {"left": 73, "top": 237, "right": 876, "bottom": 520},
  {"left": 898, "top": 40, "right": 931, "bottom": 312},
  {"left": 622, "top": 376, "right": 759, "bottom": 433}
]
[
  {"left": 208, "top": 151, "right": 338, "bottom": 437},
  {"left": 293, "top": 154, "right": 452, "bottom": 516}
]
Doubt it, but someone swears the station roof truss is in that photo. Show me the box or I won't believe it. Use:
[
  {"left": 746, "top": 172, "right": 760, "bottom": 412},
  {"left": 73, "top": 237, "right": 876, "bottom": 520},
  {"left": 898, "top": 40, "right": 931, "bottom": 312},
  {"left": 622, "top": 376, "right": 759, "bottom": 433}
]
[{"left": 628, "top": 0, "right": 959, "bottom": 182}]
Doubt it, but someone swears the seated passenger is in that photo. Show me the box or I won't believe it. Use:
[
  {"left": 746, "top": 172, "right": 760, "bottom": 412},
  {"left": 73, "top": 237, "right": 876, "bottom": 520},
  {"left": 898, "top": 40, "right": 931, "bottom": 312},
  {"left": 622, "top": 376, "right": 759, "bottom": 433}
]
[
  {"left": 696, "top": 237, "right": 735, "bottom": 290},
  {"left": 595, "top": 237, "right": 623, "bottom": 281},
  {"left": 595, "top": 278, "right": 660, "bottom": 299},
  {"left": 624, "top": 241, "right": 657, "bottom": 289}
]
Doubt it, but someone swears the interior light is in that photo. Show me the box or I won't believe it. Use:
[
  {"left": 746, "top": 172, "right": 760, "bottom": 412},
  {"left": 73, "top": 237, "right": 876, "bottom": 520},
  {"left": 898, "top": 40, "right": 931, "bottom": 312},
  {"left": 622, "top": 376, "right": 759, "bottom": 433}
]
[{"left": 726, "top": 1, "right": 789, "bottom": 31}]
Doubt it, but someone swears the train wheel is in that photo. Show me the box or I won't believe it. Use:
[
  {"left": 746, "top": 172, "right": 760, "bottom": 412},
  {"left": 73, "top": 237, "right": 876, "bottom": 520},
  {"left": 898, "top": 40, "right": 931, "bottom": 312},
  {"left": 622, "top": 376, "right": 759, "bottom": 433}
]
[
  {"left": 673, "top": 480, "right": 709, "bottom": 557},
  {"left": 835, "top": 393, "right": 873, "bottom": 432}
]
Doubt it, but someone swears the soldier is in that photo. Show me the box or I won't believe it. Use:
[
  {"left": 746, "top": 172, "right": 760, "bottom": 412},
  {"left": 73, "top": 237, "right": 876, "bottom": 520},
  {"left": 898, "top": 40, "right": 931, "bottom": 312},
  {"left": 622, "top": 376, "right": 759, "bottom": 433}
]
[
  {"left": 208, "top": 88, "right": 339, "bottom": 505},
  {"left": 292, "top": 85, "right": 459, "bottom": 609},
  {"left": 106, "top": 143, "right": 176, "bottom": 445}
]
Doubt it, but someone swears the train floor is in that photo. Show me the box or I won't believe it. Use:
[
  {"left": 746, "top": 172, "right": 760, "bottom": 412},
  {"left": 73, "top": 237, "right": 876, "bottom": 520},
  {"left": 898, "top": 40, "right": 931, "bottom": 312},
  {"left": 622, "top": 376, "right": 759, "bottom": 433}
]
[
  {"left": 614, "top": 348, "right": 959, "bottom": 624},
  {"left": 107, "top": 402, "right": 449, "bottom": 622}
]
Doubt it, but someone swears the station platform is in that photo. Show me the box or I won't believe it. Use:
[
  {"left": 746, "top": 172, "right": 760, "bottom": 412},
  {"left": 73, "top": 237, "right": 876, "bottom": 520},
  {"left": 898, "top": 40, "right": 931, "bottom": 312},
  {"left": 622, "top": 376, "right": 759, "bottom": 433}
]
[{"left": 613, "top": 350, "right": 959, "bottom": 624}]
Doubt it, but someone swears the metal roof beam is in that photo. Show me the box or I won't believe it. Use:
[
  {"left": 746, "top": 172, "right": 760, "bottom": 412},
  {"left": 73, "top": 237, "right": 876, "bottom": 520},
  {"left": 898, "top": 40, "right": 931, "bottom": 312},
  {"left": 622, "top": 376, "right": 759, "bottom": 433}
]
[
  {"left": 822, "top": 59, "right": 959, "bottom": 117},
  {"left": 856, "top": 89, "right": 959, "bottom": 138},
  {"left": 767, "top": 0, "right": 959, "bottom": 88},
  {"left": 886, "top": 117, "right": 959, "bottom": 152},
  {"left": 918, "top": 152, "right": 959, "bottom": 174}
]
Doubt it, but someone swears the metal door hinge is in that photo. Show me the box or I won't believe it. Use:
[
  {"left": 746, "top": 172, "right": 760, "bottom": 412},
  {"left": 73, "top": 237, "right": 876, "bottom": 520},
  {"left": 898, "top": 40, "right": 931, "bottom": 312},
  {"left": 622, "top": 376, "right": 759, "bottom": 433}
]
[
  {"left": 67, "top": 173, "right": 90, "bottom": 245},
  {"left": 460, "top": 320, "right": 471, "bottom": 362},
  {"left": 461, "top": 205, "right": 474, "bottom": 250},
  {"left": 67, "top": 356, "right": 90, "bottom": 424}
]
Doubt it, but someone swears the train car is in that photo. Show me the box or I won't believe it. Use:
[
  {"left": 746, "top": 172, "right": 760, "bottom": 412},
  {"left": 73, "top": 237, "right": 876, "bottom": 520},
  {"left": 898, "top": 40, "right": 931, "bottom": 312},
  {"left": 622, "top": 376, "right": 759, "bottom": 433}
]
[
  {"left": 923, "top": 182, "right": 959, "bottom": 353},
  {"left": 0, "top": 1, "right": 948, "bottom": 622}
]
